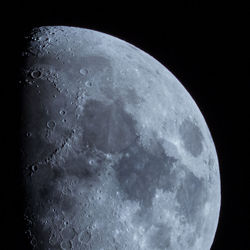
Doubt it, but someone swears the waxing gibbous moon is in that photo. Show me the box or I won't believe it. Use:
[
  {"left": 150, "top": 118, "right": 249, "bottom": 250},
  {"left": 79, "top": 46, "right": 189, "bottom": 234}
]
[{"left": 18, "top": 26, "right": 221, "bottom": 250}]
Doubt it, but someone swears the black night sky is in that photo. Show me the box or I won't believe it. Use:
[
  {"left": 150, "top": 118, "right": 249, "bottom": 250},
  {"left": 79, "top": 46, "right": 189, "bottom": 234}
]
[{"left": 2, "top": 1, "right": 249, "bottom": 250}]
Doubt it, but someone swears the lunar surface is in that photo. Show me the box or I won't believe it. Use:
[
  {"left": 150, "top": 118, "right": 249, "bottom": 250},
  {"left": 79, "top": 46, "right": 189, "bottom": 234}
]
[{"left": 18, "top": 26, "right": 221, "bottom": 250}]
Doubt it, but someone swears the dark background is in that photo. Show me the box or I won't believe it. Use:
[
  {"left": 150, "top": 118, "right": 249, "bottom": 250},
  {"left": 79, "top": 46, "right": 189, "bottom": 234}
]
[{"left": 2, "top": 1, "right": 249, "bottom": 249}]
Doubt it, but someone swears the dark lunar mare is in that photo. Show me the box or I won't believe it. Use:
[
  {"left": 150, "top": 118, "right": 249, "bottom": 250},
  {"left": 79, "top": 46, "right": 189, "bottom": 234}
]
[
  {"left": 179, "top": 119, "right": 204, "bottom": 157},
  {"left": 113, "top": 143, "right": 178, "bottom": 208},
  {"left": 80, "top": 99, "right": 138, "bottom": 154},
  {"left": 79, "top": 99, "right": 208, "bottom": 248},
  {"left": 113, "top": 141, "right": 207, "bottom": 248}
]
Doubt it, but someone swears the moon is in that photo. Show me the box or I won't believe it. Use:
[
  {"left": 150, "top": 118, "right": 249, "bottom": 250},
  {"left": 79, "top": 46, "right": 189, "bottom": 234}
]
[{"left": 18, "top": 26, "right": 221, "bottom": 250}]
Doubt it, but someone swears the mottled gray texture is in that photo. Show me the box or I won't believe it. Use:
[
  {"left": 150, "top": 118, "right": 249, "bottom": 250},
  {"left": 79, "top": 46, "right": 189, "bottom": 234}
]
[{"left": 19, "top": 26, "right": 220, "bottom": 250}]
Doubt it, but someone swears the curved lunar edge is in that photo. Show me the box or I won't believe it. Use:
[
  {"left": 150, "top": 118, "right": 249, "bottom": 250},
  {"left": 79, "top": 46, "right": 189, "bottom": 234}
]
[{"left": 18, "top": 26, "right": 221, "bottom": 250}]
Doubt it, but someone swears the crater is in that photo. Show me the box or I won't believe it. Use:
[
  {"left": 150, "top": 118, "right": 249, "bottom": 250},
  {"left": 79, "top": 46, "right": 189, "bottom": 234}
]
[
  {"left": 30, "top": 70, "right": 42, "bottom": 79},
  {"left": 179, "top": 119, "right": 203, "bottom": 157}
]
